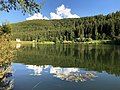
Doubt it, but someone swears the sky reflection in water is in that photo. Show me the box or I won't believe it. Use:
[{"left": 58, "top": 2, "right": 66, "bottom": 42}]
[
  {"left": 12, "top": 44, "right": 120, "bottom": 90},
  {"left": 26, "top": 65, "right": 97, "bottom": 82}
]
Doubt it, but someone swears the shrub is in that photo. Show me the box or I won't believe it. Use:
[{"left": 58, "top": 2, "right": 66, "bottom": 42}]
[
  {"left": 84, "top": 38, "right": 93, "bottom": 42},
  {"left": 1, "top": 23, "right": 12, "bottom": 34}
]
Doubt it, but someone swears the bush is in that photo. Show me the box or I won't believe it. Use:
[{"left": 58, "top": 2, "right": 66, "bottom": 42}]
[
  {"left": 0, "top": 26, "right": 3, "bottom": 35},
  {"left": 1, "top": 23, "right": 12, "bottom": 34},
  {"left": 55, "top": 37, "right": 60, "bottom": 44},
  {"left": 84, "top": 38, "right": 93, "bottom": 42}
]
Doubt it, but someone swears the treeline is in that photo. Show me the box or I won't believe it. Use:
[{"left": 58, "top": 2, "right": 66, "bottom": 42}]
[
  {"left": 0, "top": 23, "right": 13, "bottom": 64},
  {"left": 12, "top": 11, "right": 120, "bottom": 42}
]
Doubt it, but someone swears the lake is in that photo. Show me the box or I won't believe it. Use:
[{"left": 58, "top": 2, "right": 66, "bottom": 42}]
[{"left": 0, "top": 44, "right": 120, "bottom": 90}]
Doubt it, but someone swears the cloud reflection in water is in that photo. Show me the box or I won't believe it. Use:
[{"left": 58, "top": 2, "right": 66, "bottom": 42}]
[{"left": 26, "top": 65, "right": 97, "bottom": 82}]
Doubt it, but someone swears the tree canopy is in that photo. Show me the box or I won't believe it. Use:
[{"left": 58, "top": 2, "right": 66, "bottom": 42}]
[
  {"left": 0, "top": 0, "right": 42, "bottom": 14},
  {"left": 12, "top": 11, "right": 120, "bottom": 43}
]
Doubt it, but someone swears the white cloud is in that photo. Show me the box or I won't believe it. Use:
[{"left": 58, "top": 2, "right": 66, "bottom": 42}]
[
  {"left": 50, "top": 12, "right": 62, "bottom": 19},
  {"left": 50, "top": 4, "right": 80, "bottom": 19},
  {"left": 26, "top": 13, "right": 49, "bottom": 20},
  {"left": 26, "top": 4, "right": 80, "bottom": 20}
]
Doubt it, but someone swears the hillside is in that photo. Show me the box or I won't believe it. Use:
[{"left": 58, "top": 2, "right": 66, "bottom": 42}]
[{"left": 11, "top": 11, "right": 120, "bottom": 42}]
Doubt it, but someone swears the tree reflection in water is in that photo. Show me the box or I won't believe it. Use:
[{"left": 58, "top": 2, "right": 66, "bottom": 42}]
[
  {"left": 15, "top": 44, "right": 120, "bottom": 76},
  {"left": 0, "top": 63, "right": 14, "bottom": 90},
  {"left": 26, "top": 65, "right": 97, "bottom": 82}
]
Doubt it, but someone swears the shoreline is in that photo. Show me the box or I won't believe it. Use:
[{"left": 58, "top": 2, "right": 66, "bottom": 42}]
[{"left": 11, "top": 40, "right": 119, "bottom": 45}]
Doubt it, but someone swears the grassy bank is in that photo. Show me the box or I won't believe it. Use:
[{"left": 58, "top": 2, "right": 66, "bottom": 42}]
[
  {"left": 11, "top": 41, "right": 55, "bottom": 45},
  {"left": 11, "top": 40, "right": 120, "bottom": 45}
]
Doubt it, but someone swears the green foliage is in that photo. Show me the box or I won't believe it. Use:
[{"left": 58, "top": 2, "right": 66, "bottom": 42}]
[
  {"left": 0, "top": 26, "right": 2, "bottom": 34},
  {"left": 84, "top": 38, "right": 93, "bottom": 42},
  {"left": 0, "top": 0, "right": 42, "bottom": 14},
  {"left": 0, "top": 32, "right": 14, "bottom": 64},
  {"left": 11, "top": 11, "right": 120, "bottom": 42},
  {"left": 0, "top": 23, "right": 14, "bottom": 64},
  {"left": 1, "top": 23, "right": 12, "bottom": 34},
  {"left": 55, "top": 37, "right": 60, "bottom": 44}
]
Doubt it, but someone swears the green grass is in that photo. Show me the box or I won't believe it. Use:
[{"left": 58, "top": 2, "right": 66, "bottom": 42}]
[
  {"left": 11, "top": 40, "right": 114, "bottom": 45},
  {"left": 11, "top": 41, "right": 55, "bottom": 45},
  {"left": 81, "top": 40, "right": 112, "bottom": 44}
]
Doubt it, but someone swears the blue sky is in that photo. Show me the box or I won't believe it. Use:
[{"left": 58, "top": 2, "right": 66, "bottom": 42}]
[{"left": 0, "top": 0, "right": 120, "bottom": 24}]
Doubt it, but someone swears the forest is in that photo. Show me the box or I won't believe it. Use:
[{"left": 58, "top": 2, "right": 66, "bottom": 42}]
[{"left": 11, "top": 11, "right": 120, "bottom": 43}]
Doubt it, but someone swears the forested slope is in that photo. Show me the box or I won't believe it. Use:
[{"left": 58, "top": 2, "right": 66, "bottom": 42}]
[{"left": 12, "top": 11, "right": 120, "bottom": 42}]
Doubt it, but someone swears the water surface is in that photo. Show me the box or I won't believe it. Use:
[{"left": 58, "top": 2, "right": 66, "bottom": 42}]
[{"left": 2, "top": 44, "right": 120, "bottom": 90}]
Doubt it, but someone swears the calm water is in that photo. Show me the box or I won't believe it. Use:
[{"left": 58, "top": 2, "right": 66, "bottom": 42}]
[{"left": 1, "top": 44, "right": 120, "bottom": 90}]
